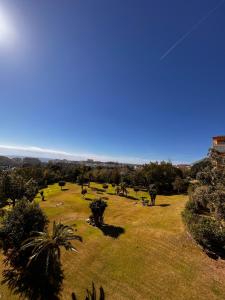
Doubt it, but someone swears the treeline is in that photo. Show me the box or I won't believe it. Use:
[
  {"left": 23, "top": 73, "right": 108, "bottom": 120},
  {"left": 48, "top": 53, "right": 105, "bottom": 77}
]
[{"left": 0, "top": 159, "right": 190, "bottom": 208}]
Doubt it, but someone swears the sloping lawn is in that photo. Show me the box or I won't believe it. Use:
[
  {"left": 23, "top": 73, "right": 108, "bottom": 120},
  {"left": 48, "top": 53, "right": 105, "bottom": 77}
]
[{"left": 1, "top": 182, "right": 225, "bottom": 299}]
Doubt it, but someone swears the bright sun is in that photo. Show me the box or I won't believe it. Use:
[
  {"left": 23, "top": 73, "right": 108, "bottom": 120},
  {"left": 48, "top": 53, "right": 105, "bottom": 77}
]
[{"left": 0, "top": 6, "right": 16, "bottom": 48}]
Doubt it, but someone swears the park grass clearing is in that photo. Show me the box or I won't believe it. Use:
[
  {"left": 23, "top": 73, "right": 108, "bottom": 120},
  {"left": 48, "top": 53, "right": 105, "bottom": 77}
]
[{"left": 1, "top": 183, "right": 225, "bottom": 299}]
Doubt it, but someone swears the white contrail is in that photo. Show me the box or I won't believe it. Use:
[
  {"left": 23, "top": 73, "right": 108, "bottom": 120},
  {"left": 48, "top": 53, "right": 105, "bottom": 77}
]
[{"left": 160, "top": 0, "right": 225, "bottom": 60}]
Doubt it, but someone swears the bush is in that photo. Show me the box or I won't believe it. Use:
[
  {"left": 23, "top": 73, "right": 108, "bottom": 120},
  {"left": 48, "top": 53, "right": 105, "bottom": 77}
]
[
  {"left": 0, "top": 199, "right": 48, "bottom": 264},
  {"left": 81, "top": 188, "right": 87, "bottom": 197},
  {"left": 89, "top": 199, "right": 107, "bottom": 227},
  {"left": 183, "top": 198, "right": 225, "bottom": 256},
  {"left": 58, "top": 181, "right": 66, "bottom": 190}
]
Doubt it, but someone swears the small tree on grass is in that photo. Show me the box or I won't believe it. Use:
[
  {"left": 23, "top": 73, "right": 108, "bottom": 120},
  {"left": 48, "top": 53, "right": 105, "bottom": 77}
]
[
  {"left": 119, "top": 182, "right": 128, "bottom": 197},
  {"left": 148, "top": 184, "right": 157, "bottom": 206},
  {"left": 102, "top": 184, "right": 108, "bottom": 190},
  {"left": 40, "top": 191, "right": 45, "bottom": 201},
  {"left": 81, "top": 188, "right": 87, "bottom": 198},
  {"left": 134, "top": 187, "right": 140, "bottom": 198},
  {"left": 115, "top": 186, "right": 120, "bottom": 195},
  {"left": 89, "top": 199, "right": 107, "bottom": 227},
  {"left": 58, "top": 181, "right": 66, "bottom": 191}
]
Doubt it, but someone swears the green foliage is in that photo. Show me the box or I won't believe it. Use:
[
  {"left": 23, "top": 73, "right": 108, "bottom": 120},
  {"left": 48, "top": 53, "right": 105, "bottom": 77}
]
[
  {"left": 119, "top": 182, "right": 128, "bottom": 197},
  {"left": 0, "top": 200, "right": 81, "bottom": 299},
  {"left": 172, "top": 176, "right": 188, "bottom": 193},
  {"left": 190, "top": 158, "right": 211, "bottom": 179},
  {"left": 58, "top": 180, "right": 66, "bottom": 190},
  {"left": 24, "top": 178, "right": 38, "bottom": 202},
  {"left": 89, "top": 199, "right": 108, "bottom": 227},
  {"left": 141, "top": 162, "right": 183, "bottom": 194},
  {"left": 21, "top": 222, "right": 82, "bottom": 269},
  {"left": 0, "top": 172, "right": 25, "bottom": 206},
  {"left": 148, "top": 184, "right": 157, "bottom": 206},
  {"left": 183, "top": 149, "right": 225, "bottom": 257},
  {"left": 81, "top": 188, "right": 87, "bottom": 197},
  {"left": 0, "top": 199, "right": 48, "bottom": 255}
]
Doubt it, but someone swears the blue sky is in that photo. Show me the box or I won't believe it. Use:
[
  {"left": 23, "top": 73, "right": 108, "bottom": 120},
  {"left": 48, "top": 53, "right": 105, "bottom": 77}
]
[{"left": 0, "top": 0, "right": 225, "bottom": 163}]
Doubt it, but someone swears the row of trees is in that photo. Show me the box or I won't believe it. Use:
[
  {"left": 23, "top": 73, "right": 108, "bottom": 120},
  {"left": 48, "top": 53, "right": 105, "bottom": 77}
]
[{"left": 1, "top": 160, "right": 189, "bottom": 199}]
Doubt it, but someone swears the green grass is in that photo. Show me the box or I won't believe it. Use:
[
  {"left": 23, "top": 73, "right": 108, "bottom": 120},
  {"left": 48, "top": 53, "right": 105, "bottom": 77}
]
[{"left": 1, "top": 182, "right": 225, "bottom": 299}]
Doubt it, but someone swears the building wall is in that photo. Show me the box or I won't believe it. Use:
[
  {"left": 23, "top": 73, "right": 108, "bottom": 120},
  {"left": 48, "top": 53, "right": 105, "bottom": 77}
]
[{"left": 213, "top": 136, "right": 225, "bottom": 155}]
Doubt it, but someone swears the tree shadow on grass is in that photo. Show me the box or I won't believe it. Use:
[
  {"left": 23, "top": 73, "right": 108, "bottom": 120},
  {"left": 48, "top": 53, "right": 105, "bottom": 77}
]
[
  {"left": 125, "top": 195, "right": 138, "bottom": 200},
  {"left": 71, "top": 282, "right": 105, "bottom": 300},
  {"left": 99, "top": 224, "right": 125, "bottom": 239},
  {"left": 157, "top": 204, "right": 170, "bottom": 207},
  {"left": 62, "top": 188, "right": 69, "bottom": 191},
  {"left": 84, "top": 197, "right": 93, "bottom": 201}
]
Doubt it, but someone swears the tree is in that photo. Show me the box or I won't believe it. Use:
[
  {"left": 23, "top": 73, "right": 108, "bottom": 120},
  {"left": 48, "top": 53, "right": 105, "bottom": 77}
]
[
  {"left": 40, "top": 191, "right": 45, "bottom": 201},
  {"left": 0, "top": 199, "right": 48, "bottom": 259},
  {"left": 119, "top": 182, "right": 128, "bottom": 197},
  {"left": 0, "top": 173, "right": 25, "bottom": 207},
  {"left": 1, "top": 201, "right": 82, "bottom": 300},
  {"left": 102, "top": 184, "right": 108, "bottom": 190},
  {"left": 172, "top": 177, "right": 188, "bottom": 194},
  {"left": 21, "top": 221, "right": 82, "bottom": 268},
  {"left": 24, "top": 178, "right": 38, "bottom": 202},
  {"left": 89, "top": 199, "right": 107, "bottom": 227},
  {"left": 58, "top": 180, "right": 66, "bottom": 191},
  {"left": 115, "top": 186, "right": 120, "bottom": 195},
  {"left": 133, "top": 187, "right": 140, "bottom": 198},
  {"left": 148, "top": 184, "right": 157, "bottom": 206},
  {"left": 183, "top": 149, "right": 225, "bottom": 257},
  {"left": 81, "top": 188, "right": 87, "bottom": 198}
]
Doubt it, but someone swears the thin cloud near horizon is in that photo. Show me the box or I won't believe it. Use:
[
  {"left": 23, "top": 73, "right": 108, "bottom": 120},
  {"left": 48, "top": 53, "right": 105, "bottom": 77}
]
[
  {"left": 0, "top": 144, "right": 193, "bottom": 165},
  {"left": 0, "top": 144, "right": 150, "bottom": 164}
]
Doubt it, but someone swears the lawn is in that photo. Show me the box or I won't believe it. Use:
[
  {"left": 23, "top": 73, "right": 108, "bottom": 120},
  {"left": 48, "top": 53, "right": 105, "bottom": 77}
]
[{"left": 1, "top": 182, "right": 225, "bottom": 299}]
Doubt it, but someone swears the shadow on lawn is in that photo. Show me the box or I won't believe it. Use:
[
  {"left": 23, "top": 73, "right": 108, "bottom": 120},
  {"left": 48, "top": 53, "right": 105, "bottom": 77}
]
[
  {"left": 85, "top": 197, "right": 93, "bottom": 201},
  {"left": 62, "top": 188, "right": 69, "bottom": 191},
  {"left": 99, "top": 224, "right": 125, "bottom": 239},
  {"left": 71, "top": 282, "right": 105, "bottom": 300},
  {"left": 157, "top": 204, "right": 170, "bottom": 207},
  {"left": 125, "top": 195, "right": 137, "bottom": 200}
]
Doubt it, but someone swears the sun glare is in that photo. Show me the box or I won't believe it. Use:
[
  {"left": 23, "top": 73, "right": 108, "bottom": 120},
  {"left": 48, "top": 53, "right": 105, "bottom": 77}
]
[{"left": 0, "top": 5, "right": 17, "bottom": 49}]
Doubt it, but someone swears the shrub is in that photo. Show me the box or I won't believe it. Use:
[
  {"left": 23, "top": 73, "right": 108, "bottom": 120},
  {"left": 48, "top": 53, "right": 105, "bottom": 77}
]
[
  {"left": 89, "top": 199, "right": 107, "bottom": 227},
  {"left": 81, "top": 188, "right": 87, "bottom": 197},
  {"left": 0, "top": 199, "right": 48, "bottom": 265},
  {"left": 58, "top": 180, "right": 66, "bottom": 190}
]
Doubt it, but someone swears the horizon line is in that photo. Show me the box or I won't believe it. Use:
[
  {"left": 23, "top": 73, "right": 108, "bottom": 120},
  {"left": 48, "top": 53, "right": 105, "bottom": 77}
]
[{"left": 0, "top": 144, "right": 193, "bottom": 165}]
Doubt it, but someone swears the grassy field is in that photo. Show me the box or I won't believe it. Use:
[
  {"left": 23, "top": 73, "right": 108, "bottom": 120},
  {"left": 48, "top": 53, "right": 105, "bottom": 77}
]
[{"left": 1, "top": 183, "right": 225, "bottom": 299}]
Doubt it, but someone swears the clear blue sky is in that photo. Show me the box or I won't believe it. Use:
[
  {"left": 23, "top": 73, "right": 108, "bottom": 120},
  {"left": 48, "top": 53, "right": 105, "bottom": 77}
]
[{"left": 0, "top": 0, "right": 224, "bottom": 163}]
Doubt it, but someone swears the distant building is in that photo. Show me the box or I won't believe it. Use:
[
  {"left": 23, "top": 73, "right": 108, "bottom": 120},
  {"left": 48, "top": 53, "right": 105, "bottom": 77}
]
[
  {"left": 176, "top": 164, "right": 191, "bottom": 169},
  {"left": 212, "top": 136, "right": 225, "bottom": 155}
]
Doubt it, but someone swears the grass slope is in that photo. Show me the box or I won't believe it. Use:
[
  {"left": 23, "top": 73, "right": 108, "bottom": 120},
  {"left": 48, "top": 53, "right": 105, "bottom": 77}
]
[{"left": 1, "top": 183, "right": 225, "bottom": 299}]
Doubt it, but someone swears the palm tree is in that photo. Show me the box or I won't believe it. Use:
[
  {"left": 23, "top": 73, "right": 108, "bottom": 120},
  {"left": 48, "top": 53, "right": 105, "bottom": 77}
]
[
  {"left": 148, "top": 184, "right": 157, "bottom": 206},
  {"left": 120, "top": 182, "right": 128, "bottom": 197},
  {"left": 21, "top": 222, "right": 82, "bottom": 273}
]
